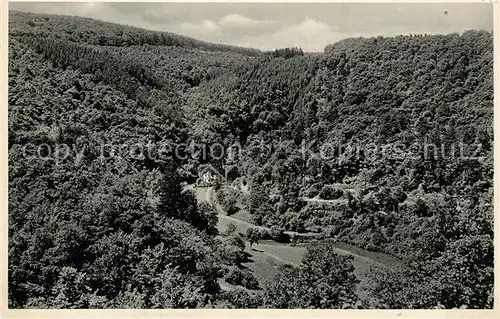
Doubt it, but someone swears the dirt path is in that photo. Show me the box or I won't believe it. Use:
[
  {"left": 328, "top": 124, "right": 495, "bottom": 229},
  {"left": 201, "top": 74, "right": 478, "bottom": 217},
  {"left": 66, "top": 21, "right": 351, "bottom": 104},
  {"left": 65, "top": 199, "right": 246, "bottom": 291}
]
[
  {"left": 194, "top": 185, "right": 402, "bottom": 300},
  {"left": 197, "top": 187, "right": 303, "bottom": 264},
  {"left": 203, "top": 186, "right": 321, "bottom": 238},
  {"left": 195, "top": 186, "right": 396, "bottom": 265}
]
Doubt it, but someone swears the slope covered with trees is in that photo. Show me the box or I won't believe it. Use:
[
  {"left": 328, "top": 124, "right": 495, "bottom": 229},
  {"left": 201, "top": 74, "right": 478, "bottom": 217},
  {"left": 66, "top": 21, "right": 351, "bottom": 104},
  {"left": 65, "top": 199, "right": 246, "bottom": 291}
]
[
  {"left": 183, "top": 30, "right": 494, "bottom": 309},
  {"left": 8, "top": 11, "right": 493, "bottom": 309},
  {"left": 10, "top": 11, "right": 261, "bottom": 56}
]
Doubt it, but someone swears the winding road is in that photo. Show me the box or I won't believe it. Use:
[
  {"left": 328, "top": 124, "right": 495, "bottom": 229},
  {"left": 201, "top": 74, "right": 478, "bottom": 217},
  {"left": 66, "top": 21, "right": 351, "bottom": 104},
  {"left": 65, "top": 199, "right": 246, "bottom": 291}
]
[
  {"left": 193, "top": 185, "right": 403, "bottom": 298},
  {"left": 194, "top": 186, "right": 401, "bottom": 266}
]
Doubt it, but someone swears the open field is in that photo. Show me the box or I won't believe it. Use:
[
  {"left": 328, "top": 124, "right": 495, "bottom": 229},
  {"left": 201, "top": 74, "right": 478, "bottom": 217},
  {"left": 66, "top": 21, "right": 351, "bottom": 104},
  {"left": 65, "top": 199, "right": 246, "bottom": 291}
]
[
  {"left": 240, "top": 240, "right": 393, "bottom": 300},
  {"left": 195, "top": 186, "right": 403, "bottom": 300}
]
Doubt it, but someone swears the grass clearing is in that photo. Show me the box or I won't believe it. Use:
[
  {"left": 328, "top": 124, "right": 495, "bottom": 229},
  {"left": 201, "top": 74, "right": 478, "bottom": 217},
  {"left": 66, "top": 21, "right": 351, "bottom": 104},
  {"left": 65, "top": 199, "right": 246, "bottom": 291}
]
[{"left": 198, "top": 186, "right": 403, "bottom": 300}]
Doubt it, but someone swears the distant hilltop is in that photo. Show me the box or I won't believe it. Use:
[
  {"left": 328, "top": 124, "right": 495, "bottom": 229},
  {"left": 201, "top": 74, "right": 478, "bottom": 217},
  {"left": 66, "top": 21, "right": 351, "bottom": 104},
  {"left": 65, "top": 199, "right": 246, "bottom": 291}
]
[{"left": 9, "top": 10, "right": 263, "bottom": 57}]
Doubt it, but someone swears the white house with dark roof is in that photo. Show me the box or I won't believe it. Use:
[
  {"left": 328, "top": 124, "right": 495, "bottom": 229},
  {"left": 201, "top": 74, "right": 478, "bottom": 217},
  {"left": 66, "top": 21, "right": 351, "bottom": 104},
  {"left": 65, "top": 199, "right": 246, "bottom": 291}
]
[{"left": 196, "top": 164, "right": 225, "bottom": 187}]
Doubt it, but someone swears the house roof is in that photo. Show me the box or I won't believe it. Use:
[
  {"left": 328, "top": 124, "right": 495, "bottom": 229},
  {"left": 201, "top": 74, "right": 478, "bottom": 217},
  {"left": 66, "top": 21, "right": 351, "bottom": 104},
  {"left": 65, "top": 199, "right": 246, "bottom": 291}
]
[{"left": 198, "top": 164, "right": 224, "bottom": 179}]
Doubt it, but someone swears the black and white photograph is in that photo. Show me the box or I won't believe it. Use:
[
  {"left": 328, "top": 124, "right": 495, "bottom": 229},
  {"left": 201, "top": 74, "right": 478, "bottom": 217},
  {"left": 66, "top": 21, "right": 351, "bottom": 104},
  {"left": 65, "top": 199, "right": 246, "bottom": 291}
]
[{"left": 4, "top": 1, "right": 496, "bottom": 311}]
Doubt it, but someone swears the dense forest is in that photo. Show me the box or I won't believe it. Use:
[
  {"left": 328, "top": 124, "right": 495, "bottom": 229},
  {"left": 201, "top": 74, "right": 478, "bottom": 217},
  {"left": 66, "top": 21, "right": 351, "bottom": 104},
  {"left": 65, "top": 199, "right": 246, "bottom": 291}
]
[{"left": 8, "top": 11, "right": 493, "bottom": 309}]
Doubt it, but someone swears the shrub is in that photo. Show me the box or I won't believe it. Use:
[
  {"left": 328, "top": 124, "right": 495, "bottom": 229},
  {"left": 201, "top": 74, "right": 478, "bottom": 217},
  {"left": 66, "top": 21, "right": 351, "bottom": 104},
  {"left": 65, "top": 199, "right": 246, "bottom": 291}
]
[
  {"left": 259, "top": 228, "right": 272, "bottom": 240},
  {"left": 305, "top": 183, "right": 322, "bottom": 198},
  {"left": 224, "top": 267, "right": 260, "bottom": 290},
  {"left": 269, "top": 226, "right": 290, "bottom": 243},
  {"left": 245, "top": 228, "right": 261, "bottom": 248},
  {"left": 222, "top": 223, "right": 237, "bottom": 236},
  {"left": 217, "top": 188, "right": 240, "bottom": 215},
  {"left": 219, "top": 245, "right": 247, "bottom": 265},
  {"left": 216, "top": 288, "right": 263, "bottom": 308},
  {"left": 318, "top": 185, "right": 344, "bottom": 200}
]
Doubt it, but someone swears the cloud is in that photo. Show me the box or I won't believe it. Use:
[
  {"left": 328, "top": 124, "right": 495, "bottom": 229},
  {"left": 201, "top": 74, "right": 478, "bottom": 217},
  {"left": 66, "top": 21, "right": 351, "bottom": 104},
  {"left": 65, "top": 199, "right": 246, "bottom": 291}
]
[
  {"left": 177, "top": 19, "right": 220, "bottom": 36},
  {"left": 219, "top": 14, "right": 272, "bottom": 28},
  {"left": 241, "top": 18, "right": 348, "bottom": 52},
  {"left": 288, "top": 18, "right": 333, "bottom": 37},
  {"left": 171, "top": 13, "right": 278, "bottom": 42},
  {"left": 133, "top": 15, "right": 353, "bottom": 51}
]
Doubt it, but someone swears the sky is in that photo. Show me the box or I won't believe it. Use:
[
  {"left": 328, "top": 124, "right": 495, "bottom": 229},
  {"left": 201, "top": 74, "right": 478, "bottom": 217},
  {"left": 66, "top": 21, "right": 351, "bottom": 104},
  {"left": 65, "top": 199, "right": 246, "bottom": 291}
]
[{"left": 9, "top": 2, "right": 493, "bottom": 52}]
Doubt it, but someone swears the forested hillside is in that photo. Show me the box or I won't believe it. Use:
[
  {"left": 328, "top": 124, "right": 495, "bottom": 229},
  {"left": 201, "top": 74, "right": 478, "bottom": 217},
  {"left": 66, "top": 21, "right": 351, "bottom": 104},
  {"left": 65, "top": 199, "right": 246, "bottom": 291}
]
[
  {"left": 8, "top": 11, "right": 493, "bottom": 309},
  {"left": 9, "top": 11, "right": 261, "bottom": 56},
  {"left": 189, "top": 31, "right": 493, "bottom": 308}
]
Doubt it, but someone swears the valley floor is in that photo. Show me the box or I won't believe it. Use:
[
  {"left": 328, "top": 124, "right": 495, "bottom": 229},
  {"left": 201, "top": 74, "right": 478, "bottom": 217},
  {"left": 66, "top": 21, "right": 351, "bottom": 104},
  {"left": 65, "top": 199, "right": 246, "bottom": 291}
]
[{"left": 194, "top": 186, "right": 403, "bottom": 301}]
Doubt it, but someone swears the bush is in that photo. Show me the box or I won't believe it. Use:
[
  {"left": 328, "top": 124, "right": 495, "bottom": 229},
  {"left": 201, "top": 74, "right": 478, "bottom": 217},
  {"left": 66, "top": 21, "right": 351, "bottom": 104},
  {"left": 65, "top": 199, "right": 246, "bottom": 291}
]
[
  {"left": 224, "top": 267, "right": 260, "bottom": 290},
  {"left": 217, "top": 188, "right": 240, "bottom": 215},
  {"left": 219, "top": 245, "right": 247, "bottom": 265},
  {"left": 305, "top": 183, "right": 322, "bottom": 198},
  {"left": 290, "top": 232, "right": 324, "bottom": 244},
  {"left": 224, "top": 200, "right": 239, "bottom": 215},
  {"left": 287, "top": 216, "right": 306, "bottom": 233},
  {"left": 318, "top": 185, "right": 344, "bottom": 200},
  {"left": 371, "top": 230, "right": 387, "bottom": 248},
  {"left": 216, "top": 288, "right": 263, "bottom": 308},
  {"left": 259, "top": 228, "right": 272, "bottom": 240},
  {"left": 223, "top": 234, "right": 246, "bottom": 251},
  {"left": 269, "top": 226, "right": 290, "bottom": 243},
  {"left": 245, "top": 228, "right": 261, "bottom": 248},
  {"left": 222, "top": 223, "right": 237, "bottom": 236},
  {"left": 262, "top": 243, "right": 358, "bottom": 308}
]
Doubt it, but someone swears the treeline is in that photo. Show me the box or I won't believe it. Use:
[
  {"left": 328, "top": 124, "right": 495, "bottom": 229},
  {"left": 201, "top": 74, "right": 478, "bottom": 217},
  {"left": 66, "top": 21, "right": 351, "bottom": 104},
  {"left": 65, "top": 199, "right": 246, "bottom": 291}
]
[
  {"left": 10, "top": 11, "right": 262, "bottom": 56},
  {"left": 265, "top": 47, "right": 304, "bottom": 59}
]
